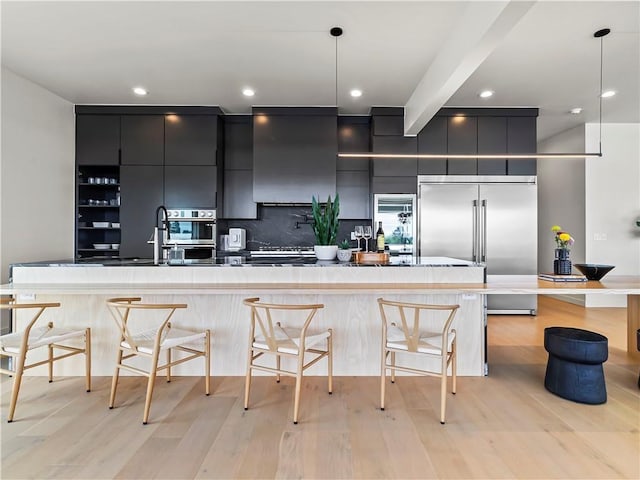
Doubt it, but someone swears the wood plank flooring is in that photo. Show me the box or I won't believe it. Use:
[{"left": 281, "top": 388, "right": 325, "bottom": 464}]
[{"left": 2, "top": 296, "right": 639, "bottom": 479}]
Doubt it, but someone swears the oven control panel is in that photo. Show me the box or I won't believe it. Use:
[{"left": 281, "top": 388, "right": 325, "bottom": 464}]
[{"left": 167, "top": 209, "right": 216, "bottom": 220}]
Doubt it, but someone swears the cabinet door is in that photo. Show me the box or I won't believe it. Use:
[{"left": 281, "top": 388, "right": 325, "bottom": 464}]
[
  {"left": 337, "top": 171, "right": 370, "bottom": 219},
  {"left": 224, "top": 118, "right": 252, "bottom": 170},
  {"left": 120, "top": 116, "right": 164, "bottom": 165},
  {"left": 165, "top": 166, "right": 217, "bottom": 208},
  {"left": 165, "top": 115, "right": 218, "bottom": 166},
  {"left": 337, "top": 117, "right": 370, "bottom": 171},
  {"left": 372, "top": 115, "right": 404, "bottom": 136},
  {"left": 372, "top": 136, "right": 417, "bottom": 176},
  {"left": 223, "top": 170, "right": 257, "bottom": 219},
  {"left": 417, "top": 116, "right": 447, "bottom": 175},
  {"left": 120, "top": 166, "right": 163, "bottom": 258},
  {"left": 371, "top": 176, "right": 417, "bottom": 194},
  {"left": 507, "top": 117, "right": 537, "bottom": 175},
  {"left": 447, "top": 116, "right": 477, "bottom": 175},
  {"left": 477, "top": 117, "right": 507, "bottom": 175},
  {"left": 76, "top": 115, "right": 120, "bottom": 165}
]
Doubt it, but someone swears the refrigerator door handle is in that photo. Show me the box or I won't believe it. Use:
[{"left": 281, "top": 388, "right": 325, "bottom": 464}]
[
  {"left": 472, "top": 200, "right": 478, "bottom": 262},
  {"left": 481, "top": 199, "right": 487, "bottom": 262}
]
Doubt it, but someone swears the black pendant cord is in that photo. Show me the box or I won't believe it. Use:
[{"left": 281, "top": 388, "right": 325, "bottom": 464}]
[
  {"left": 599, "top": 34, "right": 603, "bottom": 156},
  {"left": 335, "top": 35, "right": 338, "bottom": 108}
]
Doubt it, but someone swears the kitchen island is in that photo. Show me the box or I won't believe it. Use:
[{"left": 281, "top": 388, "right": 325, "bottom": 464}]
[{"left": 4, "top": 257, "right": 488, "bottom": 377}]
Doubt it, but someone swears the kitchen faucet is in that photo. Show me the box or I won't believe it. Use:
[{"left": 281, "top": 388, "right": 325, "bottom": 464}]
[{"left": 153, "top": 205, "right": 171, "bottom": 265}]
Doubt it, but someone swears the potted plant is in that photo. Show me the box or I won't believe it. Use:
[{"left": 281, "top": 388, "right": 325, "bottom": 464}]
[
  {"left": 311, "top": 194, "right": 340, "bottom": 260},
  {"left": 337, "top": 239, "right": 352, "bottom": 262},
  {"left": 551, "top": 225, "right": 574, "bottom": 274}
]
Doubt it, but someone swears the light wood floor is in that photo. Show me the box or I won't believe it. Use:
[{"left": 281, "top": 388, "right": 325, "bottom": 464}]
[{"left": 2, "top": 296, "right": 639, "bottom": 479}]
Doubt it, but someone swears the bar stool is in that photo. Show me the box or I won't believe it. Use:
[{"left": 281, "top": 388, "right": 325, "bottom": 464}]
[
  {"left": 106, "top": 297, "right": 211, "bottom": 424},
  {"left": 378, "top": 298, "right": 459, "bottom": 424},
  {"left": 243, "top": 298, "right": 333, "bottom": 424},
  {"left": 0, "top": 299, "right": 91, "bottom": 423}
]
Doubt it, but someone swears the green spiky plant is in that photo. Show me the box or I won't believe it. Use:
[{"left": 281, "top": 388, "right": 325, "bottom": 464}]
[
  {"left": 311, "top": 194, "right": 340, "bottom": 245},
  {"left": 338, "top": 239, "right": 351, "bottom": 249}
]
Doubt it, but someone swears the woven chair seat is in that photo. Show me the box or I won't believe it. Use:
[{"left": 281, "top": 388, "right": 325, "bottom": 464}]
[
  {"left": 121, "top": 328, "right": 207, "bottom": 354},
  {"left": 253, "top": 326, "right": 330, "bottom": 354},
  {"left": 386, "top": 326, "right": 455, "bottom": 355},
  {"left": 1, "top": 326, "right": 87, "bottom": 354}
]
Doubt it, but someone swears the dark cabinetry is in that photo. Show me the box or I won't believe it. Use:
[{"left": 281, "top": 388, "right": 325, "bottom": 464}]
[
  {"left": 165, "top": 166, "right": 217, "bottom": 208},
  {"left": 417, "top": 116, "right": 447, "bottom": 175},
  {"left": 372, "top": 136, "right": 418, "bottom": 177},
  {"left": 76, "top": 166, "right": 120, "bottom": 258},
  {"left": 120, "top": 115, "right": 164, "bottom": 165},
  {"left": 253, "top": 107, "right": 337, "bottom": 203},
  {"left": 76, "top": 116, "right": 120, "bottom": 165},
  {"left": 337, "top": 116, "right": 370, "bottom": 219},
  {"left": 119, "top": 166, "right": 163, "bottom": 258},
  {"left": 477, "top": 117, "right": 507, "bottom": 175},
  {"left": 447, "top": 116, "right": 478, "bottom": 175},
  {"left": 223, "top": 117, "right": 257, "bottom": 219},
  {"left": 507, "top": 117, "right": 537, "bottom": 175},
  {"left": 165, "top": 115, "right": 218, "bottom": 165}
]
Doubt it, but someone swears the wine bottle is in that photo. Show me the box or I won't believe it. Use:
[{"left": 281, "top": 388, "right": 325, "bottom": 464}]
[{"left": 376, "top": 221, "right": 385, "bottom": 253}]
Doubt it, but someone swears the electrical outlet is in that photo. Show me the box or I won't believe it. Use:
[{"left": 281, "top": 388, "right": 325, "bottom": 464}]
[
  {"left": 594, "top": 233, "right": 608, "bottom": 241},
  {"left": 350, "top": 231, "right": 356, "bottom": 240},
  {"left": 17, "top": 293, "right": 35, "bottom": 301}
]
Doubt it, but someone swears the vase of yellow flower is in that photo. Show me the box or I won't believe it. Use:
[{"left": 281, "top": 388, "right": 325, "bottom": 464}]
[{"left": 551, "top": 225, "right": 573, "bottom": 275}]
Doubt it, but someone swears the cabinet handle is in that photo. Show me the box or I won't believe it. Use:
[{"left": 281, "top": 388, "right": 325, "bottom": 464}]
[
  {"left": 481, "top": 199, "right": 487, "bottom": 262},
  {"left": 472, "top": 200, "right": 478, "bottom": 262}
]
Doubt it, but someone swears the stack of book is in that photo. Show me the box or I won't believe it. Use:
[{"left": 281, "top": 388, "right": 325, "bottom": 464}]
[{"left": 538, "top": 273, "right": 588, "bottom": 282}]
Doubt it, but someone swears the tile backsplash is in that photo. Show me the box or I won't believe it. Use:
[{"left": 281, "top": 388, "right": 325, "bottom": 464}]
[{"left": 218, "top": 206, "right": 370, "bottom": 250}]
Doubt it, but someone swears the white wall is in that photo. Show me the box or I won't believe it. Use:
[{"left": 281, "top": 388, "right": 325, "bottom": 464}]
[
  {"left": 0, "top": 67, "right": 75, "bottom": 284},
  {"left": 584, "top": 123, "right": 640, "bottom": 307}
]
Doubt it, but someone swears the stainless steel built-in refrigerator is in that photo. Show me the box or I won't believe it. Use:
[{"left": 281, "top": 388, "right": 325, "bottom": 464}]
[{"left": 418, "top": 176, "right": 537, "bottom": 315}]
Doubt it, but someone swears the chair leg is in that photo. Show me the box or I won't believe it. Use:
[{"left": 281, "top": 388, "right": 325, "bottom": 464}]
[
  {"left": 276, "top": 354, "right": 281, "bottom": 383},
  {"left": 380, "top": 348, "right": 387, "bottom": 411},
  {"left": 48, "top": 344, "right": 54, "bottom": 383},
  {"left": 293, "top": 353, "right": 304, "bottom": 424},
  {"left": 205, "top": 330, "right": 211, "bottom": 396},
  {"left": 451, "top": 340, "right": 457, "bottom": 395},
  {"left": 166, "top": 348, "right": 172, "bottom": 383},
  {"left": 327, "top": 329, "right": 333, "bottom": 394},
  {"left": 142, "top": 350, "right": 160, "bottom": 425},
  {"left": 440, "top": 355, "right": 447, "bottom": 424},
  {"left": 85, "top": 328, "right": 92, "bottom": 392},
  {"left": 7, "top": 349, "right": 27, "bottom": 423},
  {"left": 109, "top": 349, "right": 123, "bottom": 409},
  {"left": 390, "top": 351, "right": 396, "bottom": 383},
  {"left": 244, "top": 349, "right": 253, "bottom": 411}
]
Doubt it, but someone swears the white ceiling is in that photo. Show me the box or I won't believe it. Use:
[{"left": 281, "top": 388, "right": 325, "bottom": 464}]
[{"left": 2, "top": 1, "right": 638, "bottom": 141}]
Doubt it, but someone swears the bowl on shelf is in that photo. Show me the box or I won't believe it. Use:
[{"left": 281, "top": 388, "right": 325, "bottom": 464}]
[
  {"left": 92, "top": 221, "right": 110, "bottom": 228},
  {"left": 93, "top": 243, "right": 111, "bottom": 250},
  {"left": 111, "top": 243, "right": 120, "bottom": 249},
  {"left": 574, "top": 264, "right": 615, "bottom": 281},
  {"left": 111, "top": 222, "right": 120, "bottom": 228}
]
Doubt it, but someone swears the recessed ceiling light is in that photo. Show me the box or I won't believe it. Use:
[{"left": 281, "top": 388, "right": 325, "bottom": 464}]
[
  {"left": 242, "top": 88, "right": 255, "bottom": 97},
  {"left": 601, "top": 90, "right": 616, "bottom": 98},
  {"left": 479, "top": 90, "right": 494, "bottom": 98},
  {"left": 570, "top": 107, "right": 583, "bottom": 114},
  {"left": 132, "top": 87, "right": 148, "bottom": 96},
  {"left": 350, "top": 89, "right": 363, "bottom": 98}
]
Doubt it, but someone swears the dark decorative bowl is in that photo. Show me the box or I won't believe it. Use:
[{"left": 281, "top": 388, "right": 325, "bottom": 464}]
[{"left": 574, "top": 264, "right": 615, "bottom": 281}]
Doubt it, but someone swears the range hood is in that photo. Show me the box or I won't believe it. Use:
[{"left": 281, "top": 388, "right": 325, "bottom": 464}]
[{"left": 252, "top": 107, "right": 337, "bottom": 204}]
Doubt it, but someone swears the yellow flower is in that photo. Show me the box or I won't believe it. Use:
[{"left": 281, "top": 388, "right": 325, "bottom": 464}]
[
  {"left": 551, "top": 225, "right": 562, "bottom": 232},
  {"left": 558, "top": 233, "right": 571, "bottom": 242}
]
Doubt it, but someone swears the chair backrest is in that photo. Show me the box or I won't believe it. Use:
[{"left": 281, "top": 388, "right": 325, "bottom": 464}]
[
  {"left": 377, "top": 298, "right": 459, "bottom": 353},
  {"left": 106, "top": 297, "right": 187, "bottom": 351},
  {"left": 1, "top": 299, "right": 61, "bottom": 346},
  {"left": 243, "top": 298, "right": 324, "bottom": 352}
]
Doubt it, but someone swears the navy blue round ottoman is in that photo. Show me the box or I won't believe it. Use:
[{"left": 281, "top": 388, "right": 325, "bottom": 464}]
[{"left": 544, "top": 327, "right": 608, "bottom": 404}]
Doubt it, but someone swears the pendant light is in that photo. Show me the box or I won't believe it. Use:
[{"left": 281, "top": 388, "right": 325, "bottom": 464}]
[
  {"left": 338, "top": 28, "right": 611, "bottom": 160},
  {"left": 331, "top": 26, "right": 343, "bottom": 109}
]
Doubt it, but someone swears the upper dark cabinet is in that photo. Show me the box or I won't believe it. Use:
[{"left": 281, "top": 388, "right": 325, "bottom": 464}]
[
  {"left": 337, "top": 116, "right": 371, "bottom": 171},
  {"left": 165, "top": 115, "right": 218, "bottom": 166},
  {"left": 165, "top": 166, "right": 217, "bottom": 208},
  {"left": 507, "top": 116, "right": 537, "bottom": 175},
  {"left": 372, "top": 115, "right": 404, "bottom": 136},
  {"left": 417, "top": 116, "right": 447, "bottom": 175},
  {"left": 224, "top": 117, "right": 252, "bottom": 170},
  {"left": 447, "top": 116, "right": 477, "bottom": 175},
  {"left": 76, "top": 115, "right": 120, "bottom": 165},
  {"left": 253, "top": 109, "right": 337, "bottom": 203},
  {"left": 372, "top": 136, "right": 417, "bottom": 177},
  {"left": 477, "top": 117, "right": 507, "bottom": 175},
  {"left": 120, "top": 116, "right": 164, "bottom": 165}
]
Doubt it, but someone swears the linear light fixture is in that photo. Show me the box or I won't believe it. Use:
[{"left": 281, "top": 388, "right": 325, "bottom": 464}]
[{"left": 338, "top": 28, "right": 610, "bottom": 160}]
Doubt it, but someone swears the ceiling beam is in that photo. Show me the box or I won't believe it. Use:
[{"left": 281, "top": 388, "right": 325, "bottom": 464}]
[{"left": 404, "top": 1, "right": 536, "bottom": 136}]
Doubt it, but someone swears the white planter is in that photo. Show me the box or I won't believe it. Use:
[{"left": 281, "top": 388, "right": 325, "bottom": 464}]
[
  {"left": 314, "top": 245, "right": 338, "bottom": 261},
  {"left": 337, "top": 249, "right": 353, "bottom": 262}
]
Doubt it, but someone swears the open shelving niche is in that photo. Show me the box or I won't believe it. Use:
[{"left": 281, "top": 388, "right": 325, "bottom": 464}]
[{"left": 76, "top": 165, "right": 121, "bottom": 259}]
